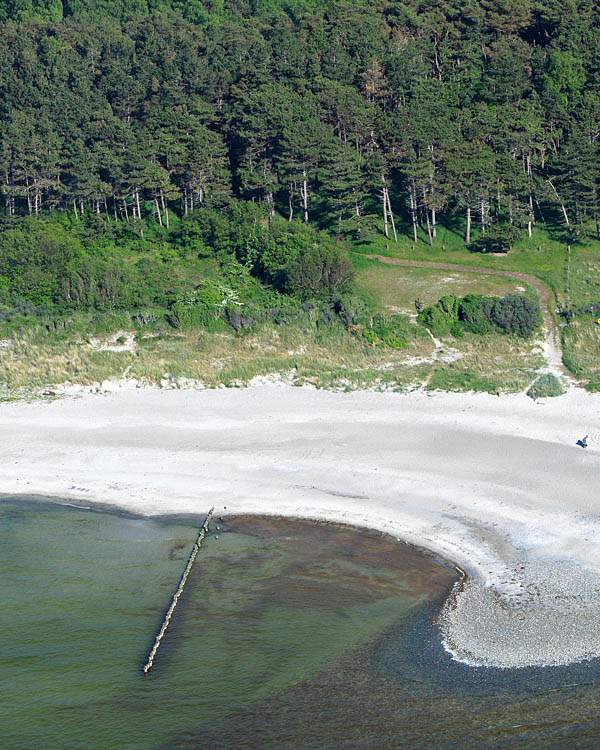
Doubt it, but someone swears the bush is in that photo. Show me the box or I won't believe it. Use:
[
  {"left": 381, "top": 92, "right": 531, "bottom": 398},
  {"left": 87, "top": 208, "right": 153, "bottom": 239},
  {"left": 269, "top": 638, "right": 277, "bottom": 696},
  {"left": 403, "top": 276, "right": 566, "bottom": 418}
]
[
  {"left": 450, "top": 321, "right": 464, "bottom": 338},
  {"left": 362, "top": 328, "right": 378, "bottom": 343},
  {"left": 362, "top": 313, "right": 408, "bottom": 350},
  {"left": 418, "top": 295, "right": 459, "bottom": 336},
  {"left": 419, "top": 292, "right": 541, "bottom": 338},
  {"left": 458, "top": 294, "right": 494, "bottom": 334},
  {"left": 491, "top": 294, "right": 541, "bottom": 337},
  {"left": 285, "top": 243, "right": 354, "bottom": 298},
  {"left": 527, "top": 374, "right": 564, "bottom": 399}
]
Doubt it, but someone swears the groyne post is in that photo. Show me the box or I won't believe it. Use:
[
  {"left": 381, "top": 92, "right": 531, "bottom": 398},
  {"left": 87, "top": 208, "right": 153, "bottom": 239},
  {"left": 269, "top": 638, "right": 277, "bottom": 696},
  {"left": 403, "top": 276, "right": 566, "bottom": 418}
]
[{"left": 142, "top": 507, "right": 214, "bottom": 674}]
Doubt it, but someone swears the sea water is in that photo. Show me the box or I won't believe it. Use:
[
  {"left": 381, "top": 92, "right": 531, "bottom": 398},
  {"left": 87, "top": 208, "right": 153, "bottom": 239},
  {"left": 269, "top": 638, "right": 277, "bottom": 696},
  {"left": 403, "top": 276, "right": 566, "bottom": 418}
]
[{"left": 2, "top": 498, "right": 600, "bottom": 749}]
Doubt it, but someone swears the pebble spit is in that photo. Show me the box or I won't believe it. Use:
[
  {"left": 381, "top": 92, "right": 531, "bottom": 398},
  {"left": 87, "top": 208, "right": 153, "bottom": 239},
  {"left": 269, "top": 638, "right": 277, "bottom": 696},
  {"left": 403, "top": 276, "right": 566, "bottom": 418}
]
[{"left": 439, "top": 560, "right": 600, "bottom": 668}]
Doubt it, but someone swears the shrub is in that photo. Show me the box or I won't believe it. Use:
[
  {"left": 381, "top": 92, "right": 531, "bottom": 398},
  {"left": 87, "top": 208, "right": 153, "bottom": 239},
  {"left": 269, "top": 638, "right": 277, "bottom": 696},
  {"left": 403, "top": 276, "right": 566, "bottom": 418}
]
[
  {"left": 527, "top": 374, "right": 564, "bottom": 399},
  {"left": 362, "top": 313, "right": 408, "bottom": 350},
  {"left": 420, "top": 292, "right": 541, "bottom": 338},
  {"left": 379, "top": 332, "right": 408, "bottom": 349},
  {"left": 224, "top": 306, "right": 257, "bottom": 332},
  {"left": 418, "top": 295, "right": 459, "bottom": 336},
  {"left": 491, "top": 294, "right": 541, "bottom": 337},
  {"left": 458, "top": 294, "right": 494, "bottom": 334},
  {"left": 285, "top": 243, "right": 354, "bottom": 298},
  {"left": 450, "top": 321, "right": 464, "bottom": 338},
  {"left": 362, "top": 328, "right": 378, "bottom": 343}
]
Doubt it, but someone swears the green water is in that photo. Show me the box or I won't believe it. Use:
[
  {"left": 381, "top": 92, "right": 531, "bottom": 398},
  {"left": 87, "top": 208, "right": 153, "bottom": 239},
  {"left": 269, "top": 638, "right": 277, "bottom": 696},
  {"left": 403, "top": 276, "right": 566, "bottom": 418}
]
[
  {"left": 1, "top": 499, "right": 454, "bottom": 749},
  {"left": 4, "top": 498, "right": 600, "bottom": 749}
]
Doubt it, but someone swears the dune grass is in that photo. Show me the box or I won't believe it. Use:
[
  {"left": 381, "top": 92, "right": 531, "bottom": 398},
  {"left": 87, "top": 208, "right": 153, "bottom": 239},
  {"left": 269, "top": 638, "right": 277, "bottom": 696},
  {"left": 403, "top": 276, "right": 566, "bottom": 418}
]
[{"left": 3, "top": 220, "right": 597, "bottom": 395}]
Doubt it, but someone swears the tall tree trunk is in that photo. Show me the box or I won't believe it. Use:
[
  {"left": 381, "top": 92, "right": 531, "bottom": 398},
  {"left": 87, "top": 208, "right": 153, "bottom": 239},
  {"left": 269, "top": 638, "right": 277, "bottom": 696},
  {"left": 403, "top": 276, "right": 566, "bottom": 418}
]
[
  {"left": 301, "top": 168, "right": 308, "bottom": 223},
  {"left": 409, "top": 181, "right": 418, "bottom": 243},
  {"left": 425, "top": 203, "right": 433, "bottom": 246},
  {"left": 353, "top": 187, "right": 361, "bottom": 237},
  {"left": 135, "top": 188, "right": 142, "bottom": 222},
  {"left": 73, "top": 199, "right": 78, "bottom": 220},
  {"left": 382, "top": 179, "right": 389, "bottom": 239},
  {"left": 288, "top": 182, "right": 294, "bottom": 222},
  {"left": 465, "top": 203, "right": 471, "bottom": 244},
  {"left": 386, "top": 189, "right": 397, "bottom": 242},
  {"left": 160, "top": 190, "right": 169, "bottom": 228},
  {"left": 547, "top": 179, "right": 570, "bottom": 227},
  {"left": 534, "top": 195, "right": 545, "bottom": 224},
  {"left": 154, "top": 197, "right": 163, "bottom": 226},
  {"left": 431, "top": 207, "right": 437, "bottom": 238},
  {"left": 480, "top": 200, "right": 486, "bottom": 236}
]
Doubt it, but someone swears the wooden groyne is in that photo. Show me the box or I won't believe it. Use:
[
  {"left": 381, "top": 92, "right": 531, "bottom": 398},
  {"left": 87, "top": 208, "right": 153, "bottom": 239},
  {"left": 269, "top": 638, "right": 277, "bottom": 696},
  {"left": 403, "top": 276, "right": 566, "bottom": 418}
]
[{"left": 143, "top": 507, "right": 214, "bottom": 674}]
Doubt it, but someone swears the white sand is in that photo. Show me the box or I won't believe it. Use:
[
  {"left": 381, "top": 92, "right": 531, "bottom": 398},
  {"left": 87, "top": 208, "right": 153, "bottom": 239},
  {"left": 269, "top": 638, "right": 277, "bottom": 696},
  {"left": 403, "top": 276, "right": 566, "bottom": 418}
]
[{"left": 2, "top": 383, "right": 600, "bottom": 667}]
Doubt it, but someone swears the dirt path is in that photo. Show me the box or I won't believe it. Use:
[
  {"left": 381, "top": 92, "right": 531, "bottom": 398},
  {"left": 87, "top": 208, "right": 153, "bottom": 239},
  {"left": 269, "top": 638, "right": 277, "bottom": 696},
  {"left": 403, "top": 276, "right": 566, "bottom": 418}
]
[{"left": 364, "top": 254, "right": 574, "bottom": 381}]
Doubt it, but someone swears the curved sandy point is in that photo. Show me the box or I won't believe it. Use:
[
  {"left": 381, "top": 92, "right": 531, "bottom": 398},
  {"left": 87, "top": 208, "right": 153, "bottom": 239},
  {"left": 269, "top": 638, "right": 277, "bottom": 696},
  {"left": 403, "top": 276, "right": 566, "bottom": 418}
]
[{"left": 1, "top": 385, "right": 599, "bottom": 667}]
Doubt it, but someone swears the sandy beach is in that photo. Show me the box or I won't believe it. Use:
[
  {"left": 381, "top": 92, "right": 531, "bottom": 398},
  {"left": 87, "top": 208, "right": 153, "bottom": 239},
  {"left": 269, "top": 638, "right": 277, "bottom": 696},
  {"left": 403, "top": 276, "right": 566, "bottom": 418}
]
[{"left": 2, "top": 382, "right": 600, "bottom": 668}]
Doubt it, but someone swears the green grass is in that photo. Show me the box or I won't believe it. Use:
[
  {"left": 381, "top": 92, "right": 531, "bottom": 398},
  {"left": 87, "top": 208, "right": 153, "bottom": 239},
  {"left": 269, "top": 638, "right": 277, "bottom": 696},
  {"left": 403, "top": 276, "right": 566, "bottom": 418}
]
[
  {"left": 353, "top": 259, "right": 537, "bottom": 315},
  {"left": 2, "top": 216, "right": 598, "bottom": 395},
  {"left": 353, "top": 223, "right": 575, "bottom": 306},
  {"left": 425, "top": 332, "right": 544, "bottom": 394},
  {"left": 352, "top": 220, "right": 600, "bottom": 385},
  {"left": 561, "top": 315, "right": 600, "bottom": 384},
  {"left": 0, "top": 318, "right": 435, "bottom": 392}
]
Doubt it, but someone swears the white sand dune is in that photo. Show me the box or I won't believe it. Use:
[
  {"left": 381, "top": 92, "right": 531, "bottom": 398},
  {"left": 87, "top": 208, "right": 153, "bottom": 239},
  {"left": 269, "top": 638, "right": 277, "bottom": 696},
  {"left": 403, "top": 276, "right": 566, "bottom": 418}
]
[{"left": 2, "top": 384, "right": 600, "bottom": 667}]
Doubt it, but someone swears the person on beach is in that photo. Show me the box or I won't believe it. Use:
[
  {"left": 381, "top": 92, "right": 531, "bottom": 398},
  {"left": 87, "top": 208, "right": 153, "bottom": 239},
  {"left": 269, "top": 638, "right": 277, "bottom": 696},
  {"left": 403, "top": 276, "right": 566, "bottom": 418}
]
[{"left": 582, "top": 434, "right": 589, "bottom": 448}]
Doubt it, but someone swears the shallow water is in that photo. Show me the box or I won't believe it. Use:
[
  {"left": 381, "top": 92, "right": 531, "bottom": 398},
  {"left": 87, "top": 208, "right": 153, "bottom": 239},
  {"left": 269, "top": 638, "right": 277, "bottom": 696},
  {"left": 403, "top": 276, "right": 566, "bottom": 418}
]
[{"left": 3, "top": 498, "right": 600, "bottom": 749}]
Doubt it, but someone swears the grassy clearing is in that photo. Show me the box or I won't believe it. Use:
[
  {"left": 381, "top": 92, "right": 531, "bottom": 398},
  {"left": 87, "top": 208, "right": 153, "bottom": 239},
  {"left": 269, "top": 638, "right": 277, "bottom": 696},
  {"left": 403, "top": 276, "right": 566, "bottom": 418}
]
[
  {"left": 353, "top": 223, "right": 600, "bottom": 385},
  {"left": 354, "top": 258, "right": 537, "bottom": 315},
  {"left": 566, "top": 248, "right": 600, "bottom": 310},
  {"left": 354, "top": 224, "right": 571, "bottom": 302}
]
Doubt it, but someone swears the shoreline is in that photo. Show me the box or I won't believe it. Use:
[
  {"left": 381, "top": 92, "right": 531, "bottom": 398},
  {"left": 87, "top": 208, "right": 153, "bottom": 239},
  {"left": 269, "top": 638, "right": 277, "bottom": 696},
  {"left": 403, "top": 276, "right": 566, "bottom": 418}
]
[{"left": 2, "top": 384, "right": 600, "bottom": 667}]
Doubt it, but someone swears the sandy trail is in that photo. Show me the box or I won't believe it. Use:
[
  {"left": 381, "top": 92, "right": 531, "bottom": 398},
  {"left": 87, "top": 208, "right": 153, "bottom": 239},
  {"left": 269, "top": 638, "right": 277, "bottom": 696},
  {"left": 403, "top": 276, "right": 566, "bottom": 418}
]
[{"left": 1, "top": 385, "right": 599, "bottom": 667}]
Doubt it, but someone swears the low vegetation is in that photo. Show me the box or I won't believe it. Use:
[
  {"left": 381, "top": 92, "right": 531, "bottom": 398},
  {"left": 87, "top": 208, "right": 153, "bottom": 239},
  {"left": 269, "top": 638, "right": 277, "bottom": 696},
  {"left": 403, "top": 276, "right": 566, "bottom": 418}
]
[
  {"left": 527, "top": 374, "right": 564, "bottom": 400},
  {"left": 418, "top": 293, "right": 542, "bottom": 339}
]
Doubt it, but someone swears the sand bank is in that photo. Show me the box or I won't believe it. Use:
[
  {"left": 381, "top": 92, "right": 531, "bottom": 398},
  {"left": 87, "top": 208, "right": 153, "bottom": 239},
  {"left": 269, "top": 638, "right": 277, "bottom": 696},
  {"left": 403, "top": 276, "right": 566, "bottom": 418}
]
[{"left": 1, "top": 383, "right": 600, "bottom": 667}]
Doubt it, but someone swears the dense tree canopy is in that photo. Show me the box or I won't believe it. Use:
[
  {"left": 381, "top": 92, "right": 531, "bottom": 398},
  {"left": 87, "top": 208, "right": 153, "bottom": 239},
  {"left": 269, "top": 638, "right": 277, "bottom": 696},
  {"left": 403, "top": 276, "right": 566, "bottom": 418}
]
[{"left": 1, "top": 0, "right": 600, "bottom": 278}]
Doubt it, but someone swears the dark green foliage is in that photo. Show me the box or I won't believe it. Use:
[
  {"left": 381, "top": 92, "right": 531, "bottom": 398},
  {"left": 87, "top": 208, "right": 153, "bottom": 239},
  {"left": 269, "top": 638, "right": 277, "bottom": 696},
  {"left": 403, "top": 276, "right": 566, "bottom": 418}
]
[
  {"left": 285, "top": 243, "right": 354, "bottom": 299},
  {"left": 458, "top": 294, "right": 495, "bottom": 334},
  {"left": 0, "top": 0, "right": 598, "bottom": 348},
  {"left": 1, "top": 0, "right": 600, "bottom": 247},
  {"left": 362, "top": 313, "right": 408, "bottom": 350},
  {"left": 468, "top": 225, "right": 522, "bottom": 254},
  {"left": 420, "top": 293, "right": 541, "bottom": 338},
  {"left": 490, "top": 294, "right": 541, "bottom": 337},
  {"left": 418, "top": 296, "right": 459, "bottom": 337},
  {"left": 527, "top": 374, "right": 564, "bottom": 399}
]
